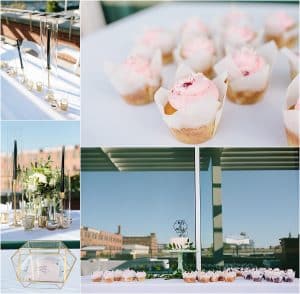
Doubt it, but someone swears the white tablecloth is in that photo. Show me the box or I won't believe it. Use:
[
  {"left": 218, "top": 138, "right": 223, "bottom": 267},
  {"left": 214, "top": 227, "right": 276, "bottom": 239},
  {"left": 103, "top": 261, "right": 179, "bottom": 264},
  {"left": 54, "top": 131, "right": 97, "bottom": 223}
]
[
  {"left": 81, "top": 276, "right": 299, "bottom": 294},
  {"left": 81, "top": 2, "right": 298, "bottom": 147},
  {"left": 1, "top": 249, "right": 80, "bottom": 293},
  {"left": 0, "top": 210, "right": 80, "bottom": 241},
  {"left": 1, "top": 44, "right": 80, "bottom": 120}
]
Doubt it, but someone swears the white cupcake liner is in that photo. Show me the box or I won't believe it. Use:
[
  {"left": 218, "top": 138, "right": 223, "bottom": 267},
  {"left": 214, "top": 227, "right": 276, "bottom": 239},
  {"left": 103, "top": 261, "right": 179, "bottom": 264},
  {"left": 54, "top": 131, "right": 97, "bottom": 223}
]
[
  {"left": 281, "top": 47, "right": 299, "bottom": 76},
  {"left": 104, "top": 50, "right": 162, "bottom": 96},
  {"left": 283, "top": 74, "right": 299, "bottom": 136},
  {"left": 155, "top": 64, "right": 227, "bottom": 133},
  {"left": 214, "top": 41, "right": 278, "bottom": 92}
]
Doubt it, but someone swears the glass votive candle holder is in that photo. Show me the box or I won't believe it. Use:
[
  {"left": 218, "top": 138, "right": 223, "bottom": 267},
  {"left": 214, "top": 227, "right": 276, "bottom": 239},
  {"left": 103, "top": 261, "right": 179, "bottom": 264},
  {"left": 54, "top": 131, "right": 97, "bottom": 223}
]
[
  {"left": 60, "top": 99, "right": 68, "bottom": 111},
  {"left": 38, "top": 215, "right": 47, "bottom": 228},
  {"left": 46, "top": 220, "right": 58, "bottom": 231},
  {"left": 45, "top": 90, "right": 55, "bottom": 101},
  {"left": 26, "top": 79, "right": 34, "bottom": 91},
  {"left": 36, "top": 81, "right": 43, "bottom": 92},
  {"left": 22, "top": 215, "right": 35, "bottom": 230},
  {"left": 1, "top": 212, "right": 9, "bottom": 224}
]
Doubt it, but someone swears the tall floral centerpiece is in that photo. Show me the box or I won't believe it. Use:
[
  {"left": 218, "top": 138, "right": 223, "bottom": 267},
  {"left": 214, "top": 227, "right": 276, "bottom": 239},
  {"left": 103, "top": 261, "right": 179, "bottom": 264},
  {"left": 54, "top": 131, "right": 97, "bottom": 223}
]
[{"left": 22, "top": 156, "right": 61, "bottom": 226}]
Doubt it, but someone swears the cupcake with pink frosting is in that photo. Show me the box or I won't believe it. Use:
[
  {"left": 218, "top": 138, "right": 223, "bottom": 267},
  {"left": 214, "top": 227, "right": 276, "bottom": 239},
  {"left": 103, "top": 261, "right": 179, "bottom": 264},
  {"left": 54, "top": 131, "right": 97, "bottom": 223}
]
[
  {"left": 198, "top": 272, "right": 211, "bottom": 283},
  {"left": 104, "top": 51, "right": 162, "bottom": 105},
  {"left": 91, "top": 271, "right": 103, "bottom": 282},
  {"left": 174, "top": 36, "right": 216, "bottom": 78},
  {"left": 283, "top": 75, "right": 299, "bottom": 146},
  {"left": 132, "top": 28, "right": 176, "bottom": 64},
  {"left": 181, "top": 17, "right": 210, "bottom": 39},
  {"left": 155, "top": 65, "right": 227, "bottom": 144},
  {"left": 121, "top": 269, "right": 136, "bottom": 282},
  {"left": 114, "top": 270, "right": 123, "bottom": 282},
  {"left": 214, "top": 42, "right": 277, "bottom": 104},
  {"left": 225, "top": 271, "right": 236, "bottom": 282},
  {"left": 265, "top": 11, "right": 298, "bottom": 48},
  {"left": 183, "top": 271, "right": 197, "bottom": 283},
  {"left": 223, "top": 25, "right": 262, "bottom": 55},
  {"left": 103, "top": 271, "right": 114, "bottom": 283},
  {"left": 136, "top": 271, "right": 147, "bottom": 282}
]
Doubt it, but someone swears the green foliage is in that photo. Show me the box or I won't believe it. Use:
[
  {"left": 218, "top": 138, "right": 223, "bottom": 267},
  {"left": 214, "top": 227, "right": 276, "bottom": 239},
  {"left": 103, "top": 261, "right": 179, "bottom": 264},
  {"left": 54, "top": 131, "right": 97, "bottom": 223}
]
[
  {"left": 46, "top": 1, "right": 61, "bottom": 13},
  {"left": 22, "top": 156, "right": 61, "bottom": 196}
]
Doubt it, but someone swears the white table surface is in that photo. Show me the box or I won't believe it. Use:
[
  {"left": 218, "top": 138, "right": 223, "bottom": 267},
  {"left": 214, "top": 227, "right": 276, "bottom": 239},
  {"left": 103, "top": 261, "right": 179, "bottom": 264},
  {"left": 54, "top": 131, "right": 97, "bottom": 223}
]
[
  {"left": 1, "top": 44, "right": 80, "bottom": 120},
  {"left": 0, "top": 210, "right": 80, "bottom": 241},
  {"left": 81, "top": 276, "right": 299, "bottom": 294},
  {"left": 81, "top": 2, "right": 298, "bottom": 147},
  {"left": 1, "top": 249, "right": 80, "bottom": 293}
]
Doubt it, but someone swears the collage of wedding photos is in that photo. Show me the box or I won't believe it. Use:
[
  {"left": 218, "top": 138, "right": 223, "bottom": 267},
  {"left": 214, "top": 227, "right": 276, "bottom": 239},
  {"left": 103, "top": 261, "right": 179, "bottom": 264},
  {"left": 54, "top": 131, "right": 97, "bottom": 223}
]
[{"left": 0, "top": 0, "right": 299, "bottom": 293}]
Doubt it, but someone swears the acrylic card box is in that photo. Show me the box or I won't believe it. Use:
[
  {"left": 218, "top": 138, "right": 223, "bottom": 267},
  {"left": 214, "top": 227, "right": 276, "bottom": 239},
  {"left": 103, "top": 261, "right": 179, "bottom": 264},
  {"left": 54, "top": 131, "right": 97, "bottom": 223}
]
[{"left": 11, "top": 240, "right": 76, "bottom": 289}]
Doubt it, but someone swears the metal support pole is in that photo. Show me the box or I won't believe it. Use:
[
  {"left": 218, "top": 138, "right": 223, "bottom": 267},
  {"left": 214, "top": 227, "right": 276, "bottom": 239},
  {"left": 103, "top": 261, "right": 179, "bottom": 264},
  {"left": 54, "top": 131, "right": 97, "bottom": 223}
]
[
  {"left": 212, "top": 154, "right": 224, "bottom": 267},
  {"left": 195, "top": 148, "right": 201, "bottom": 270}
]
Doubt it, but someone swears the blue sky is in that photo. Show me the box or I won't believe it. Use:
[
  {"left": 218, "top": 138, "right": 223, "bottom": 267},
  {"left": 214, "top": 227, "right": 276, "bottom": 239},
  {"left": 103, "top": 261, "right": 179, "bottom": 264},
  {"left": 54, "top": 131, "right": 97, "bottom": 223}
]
[
  {"left": 82, "top": 167, "right": 299, "bottom": 248},
  {"left": 1, "top": 121, "right": 80, "bottom": 153}
]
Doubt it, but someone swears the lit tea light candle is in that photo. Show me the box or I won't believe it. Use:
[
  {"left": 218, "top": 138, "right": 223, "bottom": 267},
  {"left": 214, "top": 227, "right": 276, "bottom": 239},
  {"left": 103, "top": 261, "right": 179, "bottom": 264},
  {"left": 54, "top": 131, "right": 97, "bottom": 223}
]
[
  {"left": 60, "top": 99, "right": 68, "bottom": 111},
  {"left": 45, "top": 90, "right": 54, "bottom": 101},
  {"left": 36, "top": 81, "right": 43, "bottom": 92}
]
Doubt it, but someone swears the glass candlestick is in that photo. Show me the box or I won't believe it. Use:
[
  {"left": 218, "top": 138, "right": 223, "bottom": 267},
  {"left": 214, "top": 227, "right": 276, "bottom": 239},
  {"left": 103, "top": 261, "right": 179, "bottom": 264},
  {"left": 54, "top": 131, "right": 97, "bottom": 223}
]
[{"left": 40, "top": 15, "right": 58, "bottom": 99}]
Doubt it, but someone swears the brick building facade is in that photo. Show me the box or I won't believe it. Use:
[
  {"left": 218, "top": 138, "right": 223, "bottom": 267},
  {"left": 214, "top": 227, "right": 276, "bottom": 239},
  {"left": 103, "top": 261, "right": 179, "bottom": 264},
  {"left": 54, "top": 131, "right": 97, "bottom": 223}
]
[
  {"left": 81, "top": 226, "right": 123, "bottom": 256},
  {"left": 80, "top": 226, "right": 159, "bottom": 257}
]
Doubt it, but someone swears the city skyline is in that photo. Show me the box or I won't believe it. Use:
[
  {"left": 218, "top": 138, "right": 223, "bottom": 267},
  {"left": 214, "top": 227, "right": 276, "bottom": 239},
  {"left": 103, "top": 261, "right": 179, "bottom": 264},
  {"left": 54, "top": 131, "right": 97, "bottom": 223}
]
[{"left": 82, "top": 168, "right": 298, "bottom": 248}]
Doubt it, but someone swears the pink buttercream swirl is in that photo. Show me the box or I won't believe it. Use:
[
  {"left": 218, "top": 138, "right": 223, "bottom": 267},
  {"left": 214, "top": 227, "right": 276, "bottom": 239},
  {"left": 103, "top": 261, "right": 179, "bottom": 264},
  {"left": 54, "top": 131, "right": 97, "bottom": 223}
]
[
  {"left": 233, "top": 48, "right": 266, "bottom": 76},
  {"left": 182, "top": 37, "right": 215, "bottom": 58},
  {"left": 123, "top": 56, "right": 153, "bottom": 78},
  {"left": 268, "top": 11, "right": 295, "bottom": 31},
  {"left": 169, "top": 73, "right": 219, "bottom": 110},
  {"left": 182, "top": 18, "right": 209, "bottom": 35},
  {"left": 226, "top": 26, "right": 255, "bottom": 43}
]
